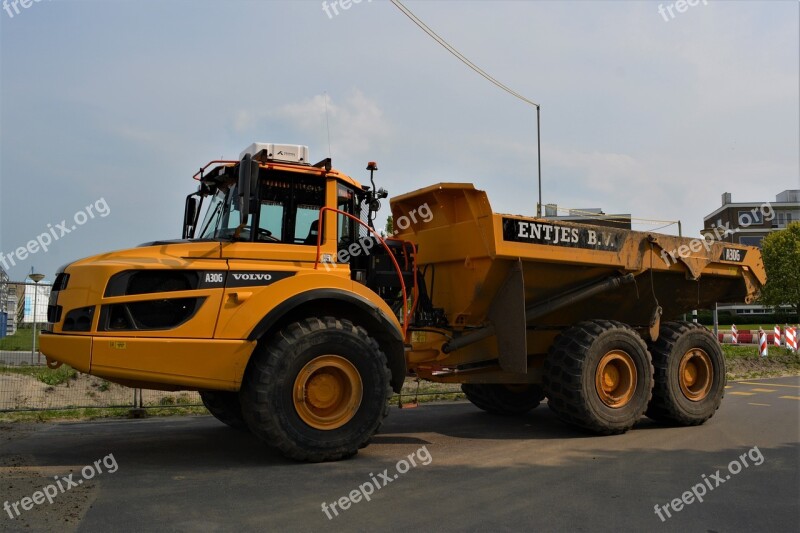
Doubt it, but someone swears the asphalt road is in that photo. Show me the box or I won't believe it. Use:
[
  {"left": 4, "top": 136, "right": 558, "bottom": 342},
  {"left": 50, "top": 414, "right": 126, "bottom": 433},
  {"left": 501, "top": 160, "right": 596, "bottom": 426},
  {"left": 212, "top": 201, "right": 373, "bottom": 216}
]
[{"left": 2, "top": 376, "right": 798, "bottom": 532}]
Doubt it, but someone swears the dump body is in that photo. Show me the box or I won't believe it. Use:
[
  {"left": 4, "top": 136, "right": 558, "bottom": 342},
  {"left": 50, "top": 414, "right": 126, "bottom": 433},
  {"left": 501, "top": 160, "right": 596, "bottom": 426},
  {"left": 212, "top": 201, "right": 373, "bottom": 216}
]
[{"left": 392, "top": 183, "right": 765, "bottom": 382}]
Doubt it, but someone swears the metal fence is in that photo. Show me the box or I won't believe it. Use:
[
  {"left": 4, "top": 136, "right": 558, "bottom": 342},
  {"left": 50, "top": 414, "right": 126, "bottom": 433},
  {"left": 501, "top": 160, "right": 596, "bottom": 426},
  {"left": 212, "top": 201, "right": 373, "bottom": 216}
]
[{"left": 0, "top": 348, "right": 202, "bottom": 413}]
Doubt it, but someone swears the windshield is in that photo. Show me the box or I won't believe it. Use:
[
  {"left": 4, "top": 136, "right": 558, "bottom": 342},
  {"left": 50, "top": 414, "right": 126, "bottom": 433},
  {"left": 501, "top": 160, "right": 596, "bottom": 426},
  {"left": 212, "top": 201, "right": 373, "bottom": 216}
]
[
  {"left": 191, "top": 170, "right": 327, "bottom": 243},
  {"left": 197, "top": 184, "right": 244, "bottom": 239}
]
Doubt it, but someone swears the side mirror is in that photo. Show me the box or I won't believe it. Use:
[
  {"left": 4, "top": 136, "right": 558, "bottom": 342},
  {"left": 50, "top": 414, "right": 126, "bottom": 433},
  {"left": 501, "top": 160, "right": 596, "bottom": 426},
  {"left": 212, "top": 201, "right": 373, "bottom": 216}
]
[
  {"left": 182, "top": 195, "right": 199, "bottom": 239},
  {"left": 238, "top": 154, "right": 260, "bottom": 225}
]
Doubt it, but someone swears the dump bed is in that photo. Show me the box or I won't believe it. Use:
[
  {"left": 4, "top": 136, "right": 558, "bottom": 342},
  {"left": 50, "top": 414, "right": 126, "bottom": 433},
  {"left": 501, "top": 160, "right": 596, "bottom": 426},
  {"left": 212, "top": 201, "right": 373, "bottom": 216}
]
[{"left": 391, "top": 183, "right": 765, "bottom": 332}]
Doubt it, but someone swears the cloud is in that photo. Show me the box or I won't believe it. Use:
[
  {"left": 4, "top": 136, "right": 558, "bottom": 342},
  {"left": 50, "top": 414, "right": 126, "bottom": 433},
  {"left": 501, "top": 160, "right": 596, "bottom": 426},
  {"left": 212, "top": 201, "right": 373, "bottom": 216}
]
[{"left": 233, "top": 90, "right": 390, "bottom": 164}]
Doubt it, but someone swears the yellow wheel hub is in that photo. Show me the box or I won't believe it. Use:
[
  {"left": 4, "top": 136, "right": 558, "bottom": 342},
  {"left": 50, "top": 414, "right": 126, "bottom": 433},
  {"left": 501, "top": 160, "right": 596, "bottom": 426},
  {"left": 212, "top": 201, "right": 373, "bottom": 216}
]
[
  {"left": 595, "top": 350, "right": 637, "bottom": 408},
  {"left": 678, "top": 348, "right": 713, "bottom": 401},
  {"left": 293, "top": 355, "right": 363, "bottom": 430}
]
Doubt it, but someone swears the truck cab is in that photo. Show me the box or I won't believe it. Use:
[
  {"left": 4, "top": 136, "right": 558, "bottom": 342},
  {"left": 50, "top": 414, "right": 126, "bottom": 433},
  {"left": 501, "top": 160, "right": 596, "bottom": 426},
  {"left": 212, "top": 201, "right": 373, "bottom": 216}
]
[{"left": 41, "top": 144, "right": 413, "bottom": 461}]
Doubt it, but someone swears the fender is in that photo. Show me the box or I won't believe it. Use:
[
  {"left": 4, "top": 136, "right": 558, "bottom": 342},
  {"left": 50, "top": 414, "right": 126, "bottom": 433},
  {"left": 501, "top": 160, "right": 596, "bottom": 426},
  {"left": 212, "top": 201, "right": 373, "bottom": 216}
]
[{"left": 247, "top": 288, "right": 406, "bottom": 392}]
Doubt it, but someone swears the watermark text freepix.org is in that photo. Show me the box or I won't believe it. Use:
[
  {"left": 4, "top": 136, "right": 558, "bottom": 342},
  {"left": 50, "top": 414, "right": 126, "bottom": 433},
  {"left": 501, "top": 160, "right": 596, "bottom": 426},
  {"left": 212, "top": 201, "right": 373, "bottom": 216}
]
[
  {"left": 322, "top": 0, "right": 371, "bottom": 19},
  {"left": 321, "top": 202, "right": 432, "bottom": 271},
  {"left": 658, "top": 0, "right": 708, "bottom": 22},
  {"left": 2, "top": 0, "right": 49, "bottom": 19},
  {"left": 4, "top": 453, "right": 118, "bottom": 520},
  {"left": 321, "top": 446, "right": 432, "bottom": 519},
  {"left": 653, "top": 446, "right": 764, "bottom": 522},
  {"left": 660, "top": 201, "right": 773, "bottom": 267},
  {"left": 0, "top": 198, "right": 111, "bottom": 271}
]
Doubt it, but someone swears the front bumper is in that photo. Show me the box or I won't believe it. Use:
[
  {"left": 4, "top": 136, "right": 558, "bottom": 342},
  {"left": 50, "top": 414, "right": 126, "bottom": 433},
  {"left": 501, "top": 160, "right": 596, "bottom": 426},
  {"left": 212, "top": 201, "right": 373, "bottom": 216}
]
[{"left": 40, "top": 332, "right": 254, "bottom": 391}]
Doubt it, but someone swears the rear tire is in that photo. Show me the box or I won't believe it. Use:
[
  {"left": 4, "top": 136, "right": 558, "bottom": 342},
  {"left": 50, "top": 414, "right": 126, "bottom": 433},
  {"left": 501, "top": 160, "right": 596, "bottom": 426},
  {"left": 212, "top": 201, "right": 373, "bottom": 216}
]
[
  {"left": 647, "top": 321, "right": 725, "bottom": 425},
  {"left": 461, "top": 384, "right": 545, "bottom": 415},
  {"left": 543, "top": 320, "right": 653, "bottom": 434},
  {"left": 200, "top": 391, "right": 249, "bottom": 431},
  {"left": 240, "top": 317, "right": 392, "bottom": 462}
]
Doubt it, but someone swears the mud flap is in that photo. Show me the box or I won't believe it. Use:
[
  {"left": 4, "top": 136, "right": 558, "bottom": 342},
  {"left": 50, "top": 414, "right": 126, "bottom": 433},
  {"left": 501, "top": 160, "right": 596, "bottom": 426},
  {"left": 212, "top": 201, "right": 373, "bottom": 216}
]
[{"left": 489, "top": 260, "right": 528, "bottom": 374}]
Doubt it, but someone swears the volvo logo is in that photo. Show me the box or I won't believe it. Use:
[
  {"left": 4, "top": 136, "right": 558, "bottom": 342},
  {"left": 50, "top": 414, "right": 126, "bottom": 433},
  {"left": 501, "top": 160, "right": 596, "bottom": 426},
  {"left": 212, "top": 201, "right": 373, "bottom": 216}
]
[{"left": 232, "top": 273, "right": 272, "bottom": 281}]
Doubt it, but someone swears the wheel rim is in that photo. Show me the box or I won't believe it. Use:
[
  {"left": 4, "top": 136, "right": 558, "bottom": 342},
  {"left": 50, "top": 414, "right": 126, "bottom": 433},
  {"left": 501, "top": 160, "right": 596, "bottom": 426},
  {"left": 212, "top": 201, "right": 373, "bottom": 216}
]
[
  {"left": 293, "top": 355, "right": 363, "bottom": 430},
  {"left": 678, "top": 348, "right": 713, "bottom": 401},
  {"left": 595, "top": 350, "right": 637, "bottom": 408}
]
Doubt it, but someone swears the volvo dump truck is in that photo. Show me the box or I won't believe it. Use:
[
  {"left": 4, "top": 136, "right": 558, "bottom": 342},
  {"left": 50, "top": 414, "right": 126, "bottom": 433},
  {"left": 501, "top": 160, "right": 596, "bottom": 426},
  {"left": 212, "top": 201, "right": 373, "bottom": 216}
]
[{"left": 41, "top": 143, "right": 766, "bottom": 462}]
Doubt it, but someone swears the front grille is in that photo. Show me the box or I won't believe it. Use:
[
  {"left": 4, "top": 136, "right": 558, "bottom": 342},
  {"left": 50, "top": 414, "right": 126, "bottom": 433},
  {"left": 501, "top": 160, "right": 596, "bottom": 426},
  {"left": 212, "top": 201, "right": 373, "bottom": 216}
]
[
  {"left": 99, "top": 297, "right": 205, "bottom": 331},
  {"left": 105, "top": 270, "right": 200, "bottom": 297}
]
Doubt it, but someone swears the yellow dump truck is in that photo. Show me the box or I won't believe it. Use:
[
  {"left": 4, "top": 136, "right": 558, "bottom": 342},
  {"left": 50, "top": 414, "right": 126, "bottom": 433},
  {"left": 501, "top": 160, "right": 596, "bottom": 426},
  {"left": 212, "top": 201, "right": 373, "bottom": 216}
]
[{"left": 41, "top": 143, "right": 766, "bottom": 461}]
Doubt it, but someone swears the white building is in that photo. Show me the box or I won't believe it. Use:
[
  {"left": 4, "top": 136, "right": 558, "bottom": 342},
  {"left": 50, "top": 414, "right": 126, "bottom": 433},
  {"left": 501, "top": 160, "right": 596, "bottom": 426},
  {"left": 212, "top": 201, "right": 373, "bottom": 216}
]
[{"left": 22, "top": 282, "right": 51, "bottom": 324}]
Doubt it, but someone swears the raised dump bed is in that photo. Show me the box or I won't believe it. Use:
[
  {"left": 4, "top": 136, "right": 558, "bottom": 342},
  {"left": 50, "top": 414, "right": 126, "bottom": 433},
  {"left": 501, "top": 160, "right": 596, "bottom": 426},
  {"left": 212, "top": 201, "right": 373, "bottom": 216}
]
[{"left": 392, "top": 183, "right": 766, "bottom": 434}]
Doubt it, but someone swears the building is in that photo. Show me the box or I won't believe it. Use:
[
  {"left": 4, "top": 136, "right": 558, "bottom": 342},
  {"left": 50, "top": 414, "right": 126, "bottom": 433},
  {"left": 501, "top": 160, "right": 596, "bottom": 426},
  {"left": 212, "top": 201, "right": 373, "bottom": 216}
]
[
  {"left": 6, "top": 286, "right": 18, "bottom": 336},
  {"left": 542, "top": 204, "right": 633, "bottom": 230},
  {"left": 702, "top": 189, "right": 799, "bottom": 318},
  {"left": 702, "top": 189, "right": 800, "bottom": 248},
  {"left": 22, "top": 282, "right": 50, "bottom": 324}
]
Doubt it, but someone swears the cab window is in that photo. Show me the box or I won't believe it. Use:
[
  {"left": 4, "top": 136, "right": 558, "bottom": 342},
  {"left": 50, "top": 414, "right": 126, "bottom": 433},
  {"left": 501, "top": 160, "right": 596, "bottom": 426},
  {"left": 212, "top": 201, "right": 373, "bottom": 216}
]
[{"left": 257, "top": 173, "right": 325, "bottom": 244}]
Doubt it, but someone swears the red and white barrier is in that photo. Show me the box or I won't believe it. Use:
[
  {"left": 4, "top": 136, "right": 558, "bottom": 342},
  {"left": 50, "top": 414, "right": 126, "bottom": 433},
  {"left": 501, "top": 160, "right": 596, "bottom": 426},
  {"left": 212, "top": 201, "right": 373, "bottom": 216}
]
[
  {"left": 758, "top": 328, "right": 767, "bottom": 357},
  {"left": 774, "top": 325, "right": 781, "bottom": 348},
  {"left": 731, "top": 324, "right": 738, "bottom": 345},
  {"left": 787, "top": 327, "right": 798, "bottom": 352}
]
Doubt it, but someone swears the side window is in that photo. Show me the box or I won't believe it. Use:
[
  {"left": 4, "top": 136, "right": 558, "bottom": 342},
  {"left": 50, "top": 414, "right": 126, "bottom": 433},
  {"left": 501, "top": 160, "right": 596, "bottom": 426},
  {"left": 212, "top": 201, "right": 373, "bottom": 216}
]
[
  {"left": 295, "top": 204, "right": 321, "bottom": 244},
  {"left": 293, "top": 178, "right": 325, "bottom": 245},
  {"left": 337, "top": 185, "right": 358, "bottom": 258},
  {"left": 257, "top": 175, "right": 324, "bottom": 244},
  {"left": 258, "top": 201, "right": 284, "bottom": 239}
]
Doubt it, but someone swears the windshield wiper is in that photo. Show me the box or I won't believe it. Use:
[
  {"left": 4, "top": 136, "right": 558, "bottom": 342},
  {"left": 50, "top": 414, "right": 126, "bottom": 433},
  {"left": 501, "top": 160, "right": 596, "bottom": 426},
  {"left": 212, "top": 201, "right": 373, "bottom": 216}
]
[{"left": 198, "top": 200, "right": 224, "bottom": 238}]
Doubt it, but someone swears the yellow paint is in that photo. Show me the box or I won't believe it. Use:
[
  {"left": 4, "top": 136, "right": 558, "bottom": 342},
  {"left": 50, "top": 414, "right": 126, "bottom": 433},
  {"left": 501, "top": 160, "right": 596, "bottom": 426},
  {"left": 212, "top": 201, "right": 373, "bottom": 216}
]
[
  {"left": 748, "top": 388, "right": 776, "bottom": 393},
  {"left": 747, "top": 403, "right": 771, "bottom": 407},
  {"left": 728, "top": 392, "right": 756, "bottom": 396},
  {"left": 779, "top": 395, "right": 800, "bottom": 401}
]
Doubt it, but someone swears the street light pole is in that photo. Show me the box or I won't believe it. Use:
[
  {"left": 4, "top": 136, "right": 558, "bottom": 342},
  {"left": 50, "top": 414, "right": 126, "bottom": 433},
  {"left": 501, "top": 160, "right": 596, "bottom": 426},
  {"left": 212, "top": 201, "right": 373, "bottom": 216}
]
[{"left": 28, "top": 270, "right": 45, "bottom": 357}]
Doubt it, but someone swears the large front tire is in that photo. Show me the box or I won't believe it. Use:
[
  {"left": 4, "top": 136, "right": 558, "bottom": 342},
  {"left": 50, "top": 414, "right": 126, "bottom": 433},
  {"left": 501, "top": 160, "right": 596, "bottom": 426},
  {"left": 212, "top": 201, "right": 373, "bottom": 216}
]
[
  {"left": 647, "top": 321, "right": 725, "bottom": 425},
  {"left": 461, "top": 384, "right": 545, "bottom": 415},
  {"left": 200, "top": 391, "right": 249, "bottom": 431},
  {"left": 240, "top": 317, "right": 392, "bottom": 462},
  {"left": 543, "top": 320, "right": 653, "bottom": 434}
]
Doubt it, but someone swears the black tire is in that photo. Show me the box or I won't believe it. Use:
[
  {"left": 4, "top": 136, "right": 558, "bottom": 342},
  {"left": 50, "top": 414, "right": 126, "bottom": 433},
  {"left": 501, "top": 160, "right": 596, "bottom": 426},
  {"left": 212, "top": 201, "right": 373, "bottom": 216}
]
[
  {"left": 461, "top": 384, "right": 545, "bottom": 415},
  {"left": 199, "top": 391, "right": 249, "bottom": 431},
  {"left": 543, "top": 319, "right": 653, "bottom": 435},
  {"left": 239, "top": 317, "right": 392, "bottom": 462},
  {"left": 646, "top": 321, "right": 725, "bottom": 425}
]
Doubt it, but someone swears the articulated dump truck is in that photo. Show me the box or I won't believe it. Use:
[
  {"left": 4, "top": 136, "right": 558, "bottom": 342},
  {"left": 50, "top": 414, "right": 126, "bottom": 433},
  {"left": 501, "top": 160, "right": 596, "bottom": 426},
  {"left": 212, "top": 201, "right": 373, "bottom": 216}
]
[{"left": 41, "top": 143, "right": 766, "bottom": 462}]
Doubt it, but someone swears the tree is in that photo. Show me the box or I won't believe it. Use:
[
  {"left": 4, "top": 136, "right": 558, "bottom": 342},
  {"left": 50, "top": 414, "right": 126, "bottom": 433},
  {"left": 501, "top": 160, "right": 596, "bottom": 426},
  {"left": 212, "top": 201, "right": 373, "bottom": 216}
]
[
  {"left": 759, "top": 222, "right": 800, "bottom": 321},
  {"left": 383, "top": 215, "right": 394, "bottom": 238}
]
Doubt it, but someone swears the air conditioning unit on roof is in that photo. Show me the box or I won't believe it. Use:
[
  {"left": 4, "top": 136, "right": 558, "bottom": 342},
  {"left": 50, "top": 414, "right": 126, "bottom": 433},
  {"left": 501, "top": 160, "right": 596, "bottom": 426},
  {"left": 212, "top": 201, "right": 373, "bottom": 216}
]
[{"left": 239, "top": 143, "right": 309, "bottom": 165}]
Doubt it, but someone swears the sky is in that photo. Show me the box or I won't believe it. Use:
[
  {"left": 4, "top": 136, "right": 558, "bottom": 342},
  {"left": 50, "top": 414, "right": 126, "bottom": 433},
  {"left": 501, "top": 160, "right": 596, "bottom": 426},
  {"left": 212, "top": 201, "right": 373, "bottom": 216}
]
[{"left": 0, "top": 0, "right": 798, "bottom": 281}]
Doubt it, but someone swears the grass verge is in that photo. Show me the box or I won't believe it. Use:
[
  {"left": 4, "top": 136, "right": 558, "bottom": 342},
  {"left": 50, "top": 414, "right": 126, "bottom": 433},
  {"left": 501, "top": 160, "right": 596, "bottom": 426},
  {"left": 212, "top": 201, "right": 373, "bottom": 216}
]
[
  {"left": 2, "top": 364, "right": 78, "bottom": 385},
  {"left": 0, "top": 406, "right": 208, "bottom": 423},
  {"left": 722, "top": 345, "right": 800, "bottom": 380}
]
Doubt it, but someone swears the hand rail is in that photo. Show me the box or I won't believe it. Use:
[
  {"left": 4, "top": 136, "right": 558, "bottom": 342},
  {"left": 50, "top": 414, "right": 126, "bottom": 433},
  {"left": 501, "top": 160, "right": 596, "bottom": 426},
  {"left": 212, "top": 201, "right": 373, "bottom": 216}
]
[
  {"left": 314, "top": 207, "right": 412, "bottom": 337},
  {"left": 192, "top": 160, "right": 238, "bottom": 180}
]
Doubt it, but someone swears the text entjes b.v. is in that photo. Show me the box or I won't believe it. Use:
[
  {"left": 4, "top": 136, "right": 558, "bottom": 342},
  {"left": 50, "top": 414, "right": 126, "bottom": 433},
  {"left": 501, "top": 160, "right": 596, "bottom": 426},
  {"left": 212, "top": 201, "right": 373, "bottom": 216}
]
[{"left": 502, "top": 218, "right": 624, "bottom": 251}]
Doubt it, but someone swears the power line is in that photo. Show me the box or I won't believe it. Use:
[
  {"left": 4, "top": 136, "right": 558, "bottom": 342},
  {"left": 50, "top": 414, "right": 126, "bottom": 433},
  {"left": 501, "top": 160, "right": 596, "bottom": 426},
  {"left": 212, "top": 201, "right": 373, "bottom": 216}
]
[
  {"left": 389, "top": 0, "right": 544, "bottom": 214},
  {"left": 553, "top": 206, "right": 680, "bottom": 226},
  {"left": 389, "top": 0, "right": 538, "bottom": 108}
]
